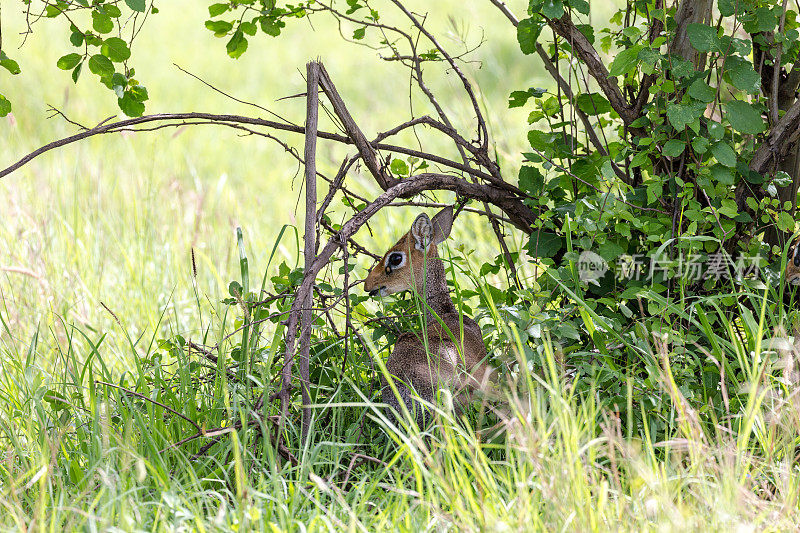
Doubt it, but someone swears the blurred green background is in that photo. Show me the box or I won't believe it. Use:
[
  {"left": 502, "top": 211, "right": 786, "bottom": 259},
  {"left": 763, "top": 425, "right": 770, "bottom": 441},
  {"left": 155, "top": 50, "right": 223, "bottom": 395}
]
[{"left": 1, "top": 0, "right": 546, "bottom": 360}]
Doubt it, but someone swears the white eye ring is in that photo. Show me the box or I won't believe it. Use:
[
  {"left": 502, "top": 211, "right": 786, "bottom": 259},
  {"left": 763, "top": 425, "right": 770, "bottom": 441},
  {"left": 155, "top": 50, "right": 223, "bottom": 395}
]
[{"left": 384, "top": 252, "right": 406, "bottom": 273}]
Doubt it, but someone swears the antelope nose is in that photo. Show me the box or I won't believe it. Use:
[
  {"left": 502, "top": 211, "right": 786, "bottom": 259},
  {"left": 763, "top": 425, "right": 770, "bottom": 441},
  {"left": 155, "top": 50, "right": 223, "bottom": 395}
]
[{"left": 369, "top": 287, "right": 384, "bottom": 297}]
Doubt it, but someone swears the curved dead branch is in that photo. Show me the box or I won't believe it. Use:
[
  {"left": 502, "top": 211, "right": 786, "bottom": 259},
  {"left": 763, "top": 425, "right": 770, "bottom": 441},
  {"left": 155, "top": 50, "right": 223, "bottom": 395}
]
[{"left": 0, "top": 112, "right": 491, "bottom": 184}]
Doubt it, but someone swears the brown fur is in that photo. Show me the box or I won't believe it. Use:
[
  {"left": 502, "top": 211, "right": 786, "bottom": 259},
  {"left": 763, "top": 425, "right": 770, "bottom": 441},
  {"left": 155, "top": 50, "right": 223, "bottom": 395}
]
[
  {"left": 787, "top": 239, "right": 800, "bottom": 286},
  {"left": 363, "top": 208, "right": 492, "bottom": 426}
]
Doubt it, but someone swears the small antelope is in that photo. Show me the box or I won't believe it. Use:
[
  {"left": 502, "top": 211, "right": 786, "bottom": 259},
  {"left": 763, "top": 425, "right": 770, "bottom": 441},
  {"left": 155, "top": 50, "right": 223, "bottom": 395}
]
[{"left": 363, "top": 207, "right": 493, "bottom": 426}]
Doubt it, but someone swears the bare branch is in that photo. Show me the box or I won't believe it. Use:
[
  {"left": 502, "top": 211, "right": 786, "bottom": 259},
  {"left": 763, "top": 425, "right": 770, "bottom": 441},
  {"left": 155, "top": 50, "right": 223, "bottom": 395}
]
[
  {"left": 547, "top": 13, "right": 636, "bottom": 125},
  {"left": 484, "top": 2, "right": 627, "bottom": 182},
  {"left": 0, "top": 111, "right": 497, "bottom": 185},
  {"left": 317, "top": 64, "right": 397, "bottom": 190},
  {"left": 389, "top": 0, "right": 489, "bottom": 148},
  {"left": 772, "top": 0, "right": 790, "bottom": 125},
  {"left": 173, "top": 63, "right": 299, "bottom": 127},
  {"left": 669, "top": 0, "right": 712, "bottom": 66},
  {"left": 297, "top": 61, "right": 320, "bottom": 442},
  {"left": 750, "top": 96, "right": 800, "bottom": 174},
  {"left": 487, "top": 0, "right": 517, "bottom": 25}
]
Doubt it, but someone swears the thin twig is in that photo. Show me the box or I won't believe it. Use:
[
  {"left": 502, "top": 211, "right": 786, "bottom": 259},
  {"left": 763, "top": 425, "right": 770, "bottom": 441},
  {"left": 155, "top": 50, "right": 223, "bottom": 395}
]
[
  {"left": 174, "top": 63, "right": 298, "bottom": 127},
  {"left": 96, "top": 381, "right": 202, "bottom": 433}
]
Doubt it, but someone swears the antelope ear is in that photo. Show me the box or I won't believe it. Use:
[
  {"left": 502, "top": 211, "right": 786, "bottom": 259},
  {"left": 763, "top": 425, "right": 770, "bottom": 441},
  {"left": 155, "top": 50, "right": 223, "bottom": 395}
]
[
  {"left": 411, "top": 213, "right": 433, "bottom": 251},
  {"left": 431, "top": 206, "right": 453, "bottom": 245}
]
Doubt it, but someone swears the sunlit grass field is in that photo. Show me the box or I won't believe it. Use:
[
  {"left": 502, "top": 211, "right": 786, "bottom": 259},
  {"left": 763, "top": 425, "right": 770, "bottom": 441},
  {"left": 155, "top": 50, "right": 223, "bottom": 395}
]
[
  {"left": 1, "top": 0, "right": 535, "bottom": 349},
  {"left": 3, "top": 1, "right": 800, "bottom": 530}
]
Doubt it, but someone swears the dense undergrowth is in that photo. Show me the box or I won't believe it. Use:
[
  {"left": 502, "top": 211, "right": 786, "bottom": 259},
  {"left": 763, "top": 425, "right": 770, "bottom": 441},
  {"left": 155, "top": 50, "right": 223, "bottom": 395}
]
[
  {"left": 4, "top": 0, "right": 800, "bottom": 529},
  {"left": 2, "top": 227, "right": 800, "bottom": 530}
]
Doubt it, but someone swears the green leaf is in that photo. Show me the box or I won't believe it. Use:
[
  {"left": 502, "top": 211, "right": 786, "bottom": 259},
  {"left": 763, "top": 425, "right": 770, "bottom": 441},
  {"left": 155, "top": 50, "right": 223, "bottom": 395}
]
[
  {"left": 353, "top": 27, "right": 366, "bottom": 40},
  {"left": 44, "top": 390, "right": 71, "bottom": 411},
  {"left": 719, "top": 199, "right": 739, "bottom": 218},
  {"left": 101, "top": 38, "right": 131, "bottom": 62},
  {"left": 205, "top": 20, "right": 233, "bottom": 36},
  {"left": 718, "top": 0, "right": 736, "bottom": 16},
  {"left": 687, "top": 79, "right": 715, "bottom": 103},
  {"left": 105, "top": 4, "right": 122, "bottom": 18},
  {"left": 208, "top": 3, "right": 229, "bottom": 16},
  {"left": 773, "top": 171, "right": 793, "bottom": 187},
  {"left": 390, "top": 158, "right": 409, "bottom": 176},
  {"left": 528, "top": 130, "right": 558, "bottom": 153},
  {"left": 724, "top": 56, "right": 760, "bottom": 94},
  {"left": 692, "top": 136, "right": 709, "bottom": 154},
  {"left": 70, "top": 30, "right": 84, "bottom": 47},
  {"left": 541, "top": 96, "right": 560, "bottom": 116},
  {"left": 118, "top": 90, "right": 145, "bottom": 116},
  {"left": 0, "top": 51, "right": 20, "bottom": 75},
  {"left": 622, "top": 27, "right": 642, "bottom": 40},
  {"left": 57, "top": 53, "right": 82, "bottom": 70},
  {"left": 71, "top": 63, "right": 83, "bottom": 83},
  {"left": 743, "top": 6, "right": 779, "bottom": 33},
  {"left": 711, "top": 142, "right": 736, "bottom": 167},
  {"left": 540, "top": 0, "right": 564, "bottom": 19},
  {"left": 45, "top": 4, "right": 64, "bottom": 17},
  {"left": 517, "top": 17, "right": 543, "bottom": 55},
  {"left": 597, "top": 241, "right": 624, "bottom": 261},
  {"left": 259, "top": 16, "right": 285, "bottom": 37},
  {"left": 570, "top": 0, "right": 590, "bottom": 15},
  {"left": 0, "top": 94, "right": 11, "bottom": 117},
  {"left": 226, "top": 29, "right": 248, "bottom": 58},
  {"left": 519, "top": 165, "right": 544, "bottom": 196},
  {"left": 527, "top": 231, "right": 563, "bottom": 259},
  {"left": 666, "top": 101, "right": 705, "bottom": 130},
  {"left": 509, "top": 90, "right": 533, "bottom": 108},
  {"left": 725, "top": 100, "right": 765, "bottom": 134},
  {"left": 241, "top": 21, "right": 257, "bottom": 36},
  {"left": 669, "top": 57, "right": 694, "bottom": 79},
  {"left": 88, "top": 54, "right": 114, "bottom": 76},
  {"left": 556, "top": 322, "right": 581, "bottom": 340},
  {"left": 686, "top": 23, "right": 720, "bottom": 53},
  {"left": 778, "top": 211, "right": 795, "bottom": 232},
  {"left": 710, "top": 164, "right": 735, "bottom": 185},
  {"left": 708, "top": 121, "right": 724, "bottom": 141},
  {"left": 112, "top": 73, "right": 127, "bottom": 98},
  {"left": 725, "top": 36, "right": 751, "bottom": 56},
  {"left": 662, "top": 139, "right": 686, "bottom": 157},
  {"left": 85, "top": 34, "right": 104, "bottom": 47},
  {"left": 638, "top": 48, "right": 661, "bottom": 74},
  {"left": 528, "top": 110, "right": 545, "bottom": 123},
  {"left": 608, "top": 45, "right": 643, "bottom": 77},
  {"left": 575, "top": 93, "right": 612, "bottom": 115},
  {"left": 130, "top": 85, "right": 149, "bottom": 102},
  {"left": 124, "top": 0, "right": 147, "bottom": 12},
  {"left": 92, "top": 11, "right": 114, "bottom": 34}
]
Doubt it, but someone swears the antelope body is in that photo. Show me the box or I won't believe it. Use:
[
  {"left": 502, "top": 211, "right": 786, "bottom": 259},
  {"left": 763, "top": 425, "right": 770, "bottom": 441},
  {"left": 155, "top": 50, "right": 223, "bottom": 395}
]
[{"left": 363, "top": 207, "right": 492, "bottom": 426}]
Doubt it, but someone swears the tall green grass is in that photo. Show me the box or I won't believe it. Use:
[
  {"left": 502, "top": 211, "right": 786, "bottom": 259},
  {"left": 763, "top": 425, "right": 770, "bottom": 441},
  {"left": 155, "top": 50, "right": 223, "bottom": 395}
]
[{"left": 2, "top": 256, "right": 800, "bottom": 529}]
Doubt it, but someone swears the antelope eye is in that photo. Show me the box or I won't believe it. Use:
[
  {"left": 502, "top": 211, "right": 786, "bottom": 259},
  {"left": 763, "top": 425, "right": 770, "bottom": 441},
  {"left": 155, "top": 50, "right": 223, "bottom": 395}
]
[
  {"left": 388, "top": 252, "right": 404, "bottom": 267},
  {"left": 794, "top": 253, "right": 800, "bottom": 267}
]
